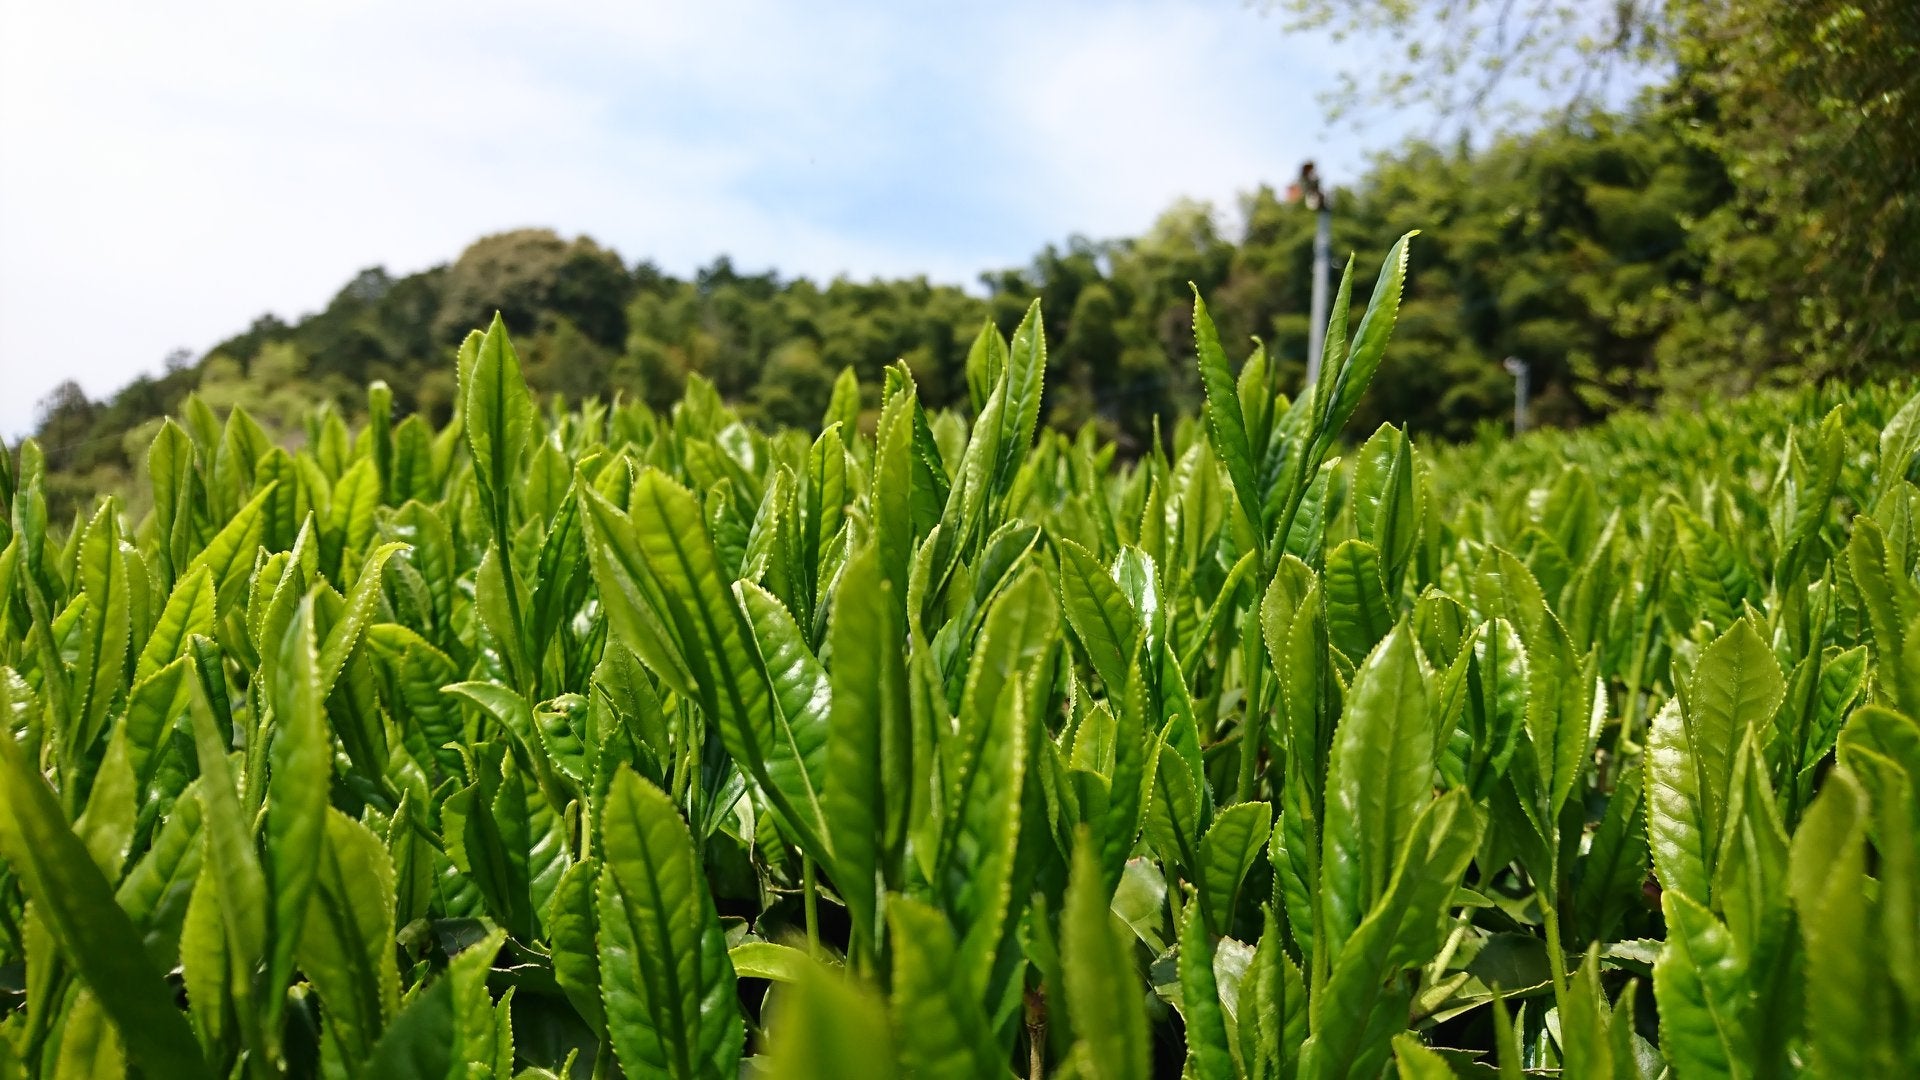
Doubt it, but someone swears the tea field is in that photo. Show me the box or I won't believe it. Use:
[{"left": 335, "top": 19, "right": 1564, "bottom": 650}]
[{"left": 1, "top": 235, "right": 1915, "bottom": 1077}]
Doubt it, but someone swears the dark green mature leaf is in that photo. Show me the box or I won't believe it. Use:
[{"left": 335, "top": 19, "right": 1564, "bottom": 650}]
[{"left": 597, "top": 767, "right": 742, "bottom": 1080}]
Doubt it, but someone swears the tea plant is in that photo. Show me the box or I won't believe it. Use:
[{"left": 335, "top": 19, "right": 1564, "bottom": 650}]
[{"left": 0, "top": 234, "right": 1915, "bottom": 1078}]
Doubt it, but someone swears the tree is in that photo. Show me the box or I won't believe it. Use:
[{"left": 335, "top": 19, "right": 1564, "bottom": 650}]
[
  {"left": 1673, "top": 0, "right": 1920, "bottom": 375},
  {"left": 753, "top": 340, "right": 837, "bottom": 428},
  {"left": 433, "top": 229, "right": 629, "bottom": 346},
  {"left": 1264, "top": 0, "right": 1672, "bottom": 125},
  {"left": 34, "top": 381, "right": 96, "bottom": 474},
  {"left": 1271, "top": 0, "right": 1920, "bottom": 386}
]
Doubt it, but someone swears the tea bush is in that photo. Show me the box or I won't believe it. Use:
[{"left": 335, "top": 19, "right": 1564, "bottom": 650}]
[{"left": 1, "top": 234, "right": 1915, "bottom": 1077}]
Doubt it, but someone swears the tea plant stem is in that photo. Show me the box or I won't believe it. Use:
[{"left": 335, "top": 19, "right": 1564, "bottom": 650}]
[
  {"left": 802, "top": 855, "right": 821, "bottom": 959},
  {"left": 1234, "top": 667, "right": 1272, "bottom": 804},
  {"left": 1620, "top": 601, "right": 1658, "bottom": 748},
  {"left": 1024, "top": 986, "right": 1048, "bottom": 1079},
  {"left": 1427, "top": 910, "right": 1473, "bottom": 983},
  {"left": 1541, "top": 893, "right": 1571, "bottom": 1011}
]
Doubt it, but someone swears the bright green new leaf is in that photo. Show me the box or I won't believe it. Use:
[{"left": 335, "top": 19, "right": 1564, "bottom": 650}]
[
  {"left": 1198, "top": 799, "right": 1271, "bottom": 937},
  {"left": 597, "top": 767, "right": 743, "bottom": 1080},
  {"left": 888, "top": 897, "right": 1007, "bottom": 1080},
  {"left": 1063, "top": 828, "right": 1150, "bottom": 1080},
  {"left": 297, "top": 809, "right": 401, "bottom": 1061},
  {"left": 0, "top": 713, "right": 207, "bottom": 1078},
  {"left": 1321, "top": 624, "right": 1433, "bottom": 959}
]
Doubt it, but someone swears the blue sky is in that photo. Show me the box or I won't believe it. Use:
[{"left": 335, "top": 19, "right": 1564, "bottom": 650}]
[{"left": 0, "top": 0, "right": 1429, "bottom": 438}]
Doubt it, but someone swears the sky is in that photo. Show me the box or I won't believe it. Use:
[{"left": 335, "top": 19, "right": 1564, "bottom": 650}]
[{"left": 0, "top": 0, "right": 1427, "bottom": 439}]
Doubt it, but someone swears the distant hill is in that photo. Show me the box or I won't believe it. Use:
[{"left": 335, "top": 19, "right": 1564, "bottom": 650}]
[{"left": 24, "top": 105, "right": 1905, "bottom": 516}]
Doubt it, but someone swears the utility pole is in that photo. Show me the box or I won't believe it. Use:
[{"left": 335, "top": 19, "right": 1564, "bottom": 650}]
[
  {"left": 1503, "top": 356, "right": 1530, "bottom": 434},
  {"left": 1295, "top": 161, "right": 1332, "bottom": 390}
]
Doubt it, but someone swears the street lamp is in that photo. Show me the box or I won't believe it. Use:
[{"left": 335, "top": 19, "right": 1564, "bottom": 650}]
[
  {"left": 1293, "top": 161, "right": 1333, "bottom": 391},
  {"left": 1503, "top": 356, "right": 1530, "bottom": 434}
]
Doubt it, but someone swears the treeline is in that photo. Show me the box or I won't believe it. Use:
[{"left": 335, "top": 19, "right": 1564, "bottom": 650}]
[{"left": 27, "top": 96, "right": 1914, "bottom": 514}]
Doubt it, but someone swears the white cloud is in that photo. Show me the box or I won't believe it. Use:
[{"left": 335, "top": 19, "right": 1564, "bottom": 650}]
[{"left": 0, "top": 0, "right": 1409, "bottom": 439}]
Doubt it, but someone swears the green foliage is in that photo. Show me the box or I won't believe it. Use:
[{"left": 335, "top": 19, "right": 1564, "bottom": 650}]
[{"left": 2, "top": 235, "right": 1919, "bottom": 1078}]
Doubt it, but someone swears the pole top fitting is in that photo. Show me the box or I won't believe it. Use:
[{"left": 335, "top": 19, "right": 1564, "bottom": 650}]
[{"left": 1290, "top": 161, "right": 1324, "bottom": 211}]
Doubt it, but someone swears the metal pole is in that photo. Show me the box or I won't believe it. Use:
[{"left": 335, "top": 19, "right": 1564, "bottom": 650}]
[
  {"left": 1503, "top": 356, "right": 1530, "bottom": 434},
  {"left": 1305, "top": 203, "right": 1331, "bottom": 390}
]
